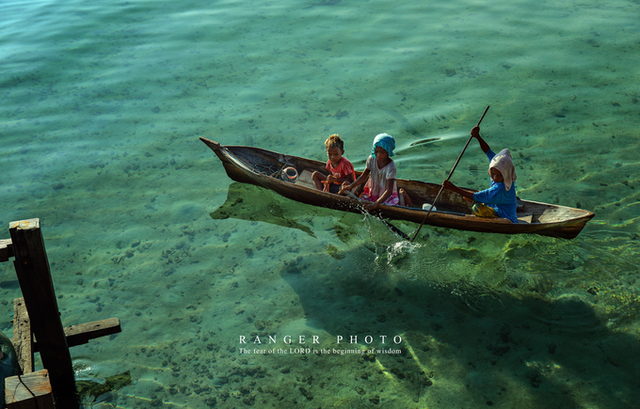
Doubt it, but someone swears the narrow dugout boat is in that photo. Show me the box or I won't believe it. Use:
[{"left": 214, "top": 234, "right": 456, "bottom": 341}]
[{"left": 200, "top": 138, "right": 595, "bottom": 239}]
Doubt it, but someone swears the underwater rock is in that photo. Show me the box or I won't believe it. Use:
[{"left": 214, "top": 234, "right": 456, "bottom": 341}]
[
  {"left": 334, "top": 223, "right": 357, "bottom": 243},
  {"left": 212, "top": 376, "right": 228, "bottom": 386},
  {"left": 299, "top": 386, "right": 314, "bottom": 400},
  {"left": 490, "top": 344, "right": 510, "bottom": 357},
  {"left": 325, "top": 244, "right": 346, "bottom": 259},
  {"left": 76, "top": 370, "right": 132, "bottom": 403},
  {"left": 254, "top": 319, "right": 267, "bottom": 330},
  {"left": 363, "top": 352, "right": 376, "bottom": 362},
  {"left": 282, "top": 257, "right": 303, "bottom": 274},
  {"left": 529, "top": 373, "right": 542, "bottom": 388},
  {"left": 105, "top": 371, "right": 132, "bottom": 389},
  {"left": 333, "top": 109, "right": 349, "bottom": 120},
  {"left": 446, "top": 247, "right": 482, "bottom": 265}
]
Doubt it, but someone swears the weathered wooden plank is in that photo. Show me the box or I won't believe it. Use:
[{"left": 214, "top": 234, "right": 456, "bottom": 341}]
[
  {"left": 63, "top": 317, "right": 121, "bottom": 348},
  {"left": 33, "top": 318, "right": 122, "bottom": 351},
  {"left": 0, "top": 238, "right": 13, "bottom": 262},
  {"left": 5, "top": 369, "right": 55, "bottom": 409},
  {"left": 9, "top": 219, "right": 80, "bottom": 409},
  {"left": 11, "top": 298, "right": 33, "bottom": 374}
]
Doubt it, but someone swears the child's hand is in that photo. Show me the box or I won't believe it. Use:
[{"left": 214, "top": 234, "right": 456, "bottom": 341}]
[{"left": 326, "top": 175, "right": 336, "bottom": 184}]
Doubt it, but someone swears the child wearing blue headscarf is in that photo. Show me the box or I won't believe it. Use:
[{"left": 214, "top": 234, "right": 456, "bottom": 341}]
[{"left": 340, "top": 133, "right": 400, "bottom": 211}]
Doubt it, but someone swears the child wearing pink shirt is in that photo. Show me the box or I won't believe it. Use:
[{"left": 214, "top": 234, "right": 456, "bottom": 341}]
[{"left": 312, "top": 134, "right": 355, "bottom": 193}]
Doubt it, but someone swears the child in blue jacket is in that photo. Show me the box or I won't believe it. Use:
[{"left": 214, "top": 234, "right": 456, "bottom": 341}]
[{"left": 442, "top": 126, "right": 518, "bottom": 223}]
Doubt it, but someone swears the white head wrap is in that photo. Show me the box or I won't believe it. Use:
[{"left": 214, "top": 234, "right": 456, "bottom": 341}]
[{"left": 489, "top": 148, "right": 517, "bottom": 191}]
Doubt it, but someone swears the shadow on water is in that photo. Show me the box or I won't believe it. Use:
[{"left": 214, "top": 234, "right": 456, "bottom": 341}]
[
  {"left": 210, "top": 182, "right": 408, "bottom": 242},
  {"left": 0, "top": 280, "right": 20, "bottom": 290},
  {"left": 210, "top": 181, "right": 640, "bottom": 407},
  {"left": 210, "top": 182, "right": 319, "bottom": 238},
  {"left": 280, "top": 255, "right": 640, "bottom": 407},
  {"left": 273, "top": 223, "right": 639, "bottom": 407}
]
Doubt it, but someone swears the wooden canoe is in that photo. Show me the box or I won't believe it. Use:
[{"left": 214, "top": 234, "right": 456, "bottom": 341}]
[{"left": 200, "top": 138, "right": 595, "bottom": 239}]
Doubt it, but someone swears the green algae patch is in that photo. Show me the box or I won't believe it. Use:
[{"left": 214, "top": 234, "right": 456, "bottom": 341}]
[
  {"left": 76, "top": 371, "right": 132, "bottom": 402},
  {"left": 325, "top": 244, "right": 346, "bottom": 259}
]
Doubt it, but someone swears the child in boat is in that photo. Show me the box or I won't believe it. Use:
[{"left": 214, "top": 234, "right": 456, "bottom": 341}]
[
  {"left": 442, "top": 126, "right": 518, "bottom": 223},
  {"left": 340, "top": 133, "right": 405, "bottom": 211},
  {"left": 312, "top": 134, "right": 356, "bottom": 193}
]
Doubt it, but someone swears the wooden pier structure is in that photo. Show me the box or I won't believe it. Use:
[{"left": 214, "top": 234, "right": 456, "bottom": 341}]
[{"left": 1, "top": 219, "right": 122, "bottom": 408}]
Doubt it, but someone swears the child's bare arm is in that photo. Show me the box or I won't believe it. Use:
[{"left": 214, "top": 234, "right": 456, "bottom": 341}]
[
  {"left": 345, "top": 172, "right": 356, "bottom": 184},
  {"left": 327, "top": 172, "right": 355, "bottom": 185},
  {"left": 471, "top": 126, "right": 491, "bottom": 154},
  {"left": 442, "top": 180, "right": 474, "bottom": 200},
  {"left": 350, "top": 169, "right": 370, "bottom": 188},
  {"left": 341, "top": 169, "right": 369, "bottom": 191}
]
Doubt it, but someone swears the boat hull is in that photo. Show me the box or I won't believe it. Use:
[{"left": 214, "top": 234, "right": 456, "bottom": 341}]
[{"left": 200, "top": 138, "right": 595, "bottom": 239}]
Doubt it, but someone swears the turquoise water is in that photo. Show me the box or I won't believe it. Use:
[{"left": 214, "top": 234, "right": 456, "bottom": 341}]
[{"left": 1, "top": 0, "right": 639, "bottom": 407}]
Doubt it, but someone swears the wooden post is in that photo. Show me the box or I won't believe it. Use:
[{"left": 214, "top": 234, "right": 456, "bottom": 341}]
[
  {"left": 9, "top": 219, "right": 80, "bottom": 409},
  {"left": 5, "top": 369, "right": 55, "bottom": 409},
  {"left": 0, "top": 238, "right": 13, "bottom": 262},
  {"left": 11, "top": 298, "right": 34, "bottom": 374}
]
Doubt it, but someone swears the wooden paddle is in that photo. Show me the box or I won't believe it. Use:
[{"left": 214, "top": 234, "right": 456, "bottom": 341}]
[{"left": 410, "top": 105, "right": 491, "bottom": 242}]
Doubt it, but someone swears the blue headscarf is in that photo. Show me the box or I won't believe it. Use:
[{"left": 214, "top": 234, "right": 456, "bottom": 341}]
[{"left": 371, "top": 133, "right": 395, "bottom": 157}]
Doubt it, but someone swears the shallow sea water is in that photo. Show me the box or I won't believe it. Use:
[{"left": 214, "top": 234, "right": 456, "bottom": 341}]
[{"left": 1, "top": 0, "right": 639, "bottom": 407}]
